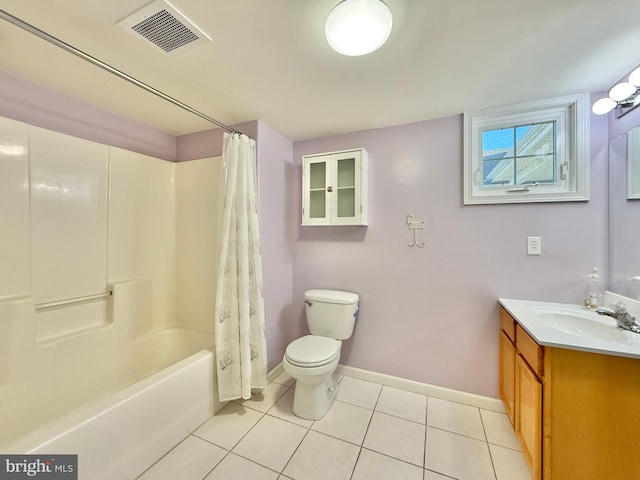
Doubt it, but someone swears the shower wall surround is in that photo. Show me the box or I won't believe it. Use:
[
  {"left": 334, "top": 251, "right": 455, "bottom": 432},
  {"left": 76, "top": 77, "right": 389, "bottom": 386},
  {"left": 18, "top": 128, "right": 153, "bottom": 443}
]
[
  {"left": 0, "top": 113, "right": 222, "bottom": 443},
  {"left": 0, "top": 115, "right": 180, "bottom": 340}
]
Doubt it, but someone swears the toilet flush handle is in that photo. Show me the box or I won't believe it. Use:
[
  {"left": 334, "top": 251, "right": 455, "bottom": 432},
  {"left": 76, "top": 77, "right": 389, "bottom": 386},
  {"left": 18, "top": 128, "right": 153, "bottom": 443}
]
[{"left": 304, "top": 300, "right": 313, "bottom": 307}]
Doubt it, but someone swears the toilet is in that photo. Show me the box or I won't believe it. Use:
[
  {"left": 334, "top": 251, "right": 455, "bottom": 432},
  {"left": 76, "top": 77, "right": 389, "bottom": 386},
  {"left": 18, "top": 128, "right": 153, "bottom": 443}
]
[{"left": 283, "top": 289, "right": 359, "bottom": 420}]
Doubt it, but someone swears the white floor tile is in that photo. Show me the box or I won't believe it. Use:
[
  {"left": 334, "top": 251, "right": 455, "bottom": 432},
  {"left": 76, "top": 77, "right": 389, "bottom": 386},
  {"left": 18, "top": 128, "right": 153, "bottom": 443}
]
[
  {"left": 424, "top": 470, "right": 455, "bottom": 480},
  {"left": 335, "top": 376, "right": 382, "bottom": 409},
  {"left": 233, "top": 382, "right": 290, "bottom": 413},
  {"left": 137, "top": 436, "right": 226, "bottom": 480},
  {"left": 425, "top": 427, "right": 496, "bottom": 480},
  {"left": 352, "top": 448, "right": 423, "bottom": 480},
  {"left": 273, "top": 371, "right": 296, "bottom": 387},
  {"left": 267, "top": 389, "right": 314, "bottom": 428},
  {"left": 312, "top": 400, "right": 373, "bottom": 445},
  {"left": 194, "top": 402, "right": 264, "bottom": 450},
  {"left": 489, "top": 444, "right": 531, "bottom": 480},
  {"left": 204, "top": 453, "right": 279, "bottom": 480},
  {"left": 427, "top": 397, "right": 486, "bottom": 441},
  {"left": 376, "top": 386, "right": 427, "bottom": 424},
  {"left": 283, "top": 431, "right": 360, "bottom": 480},
  {"left": 363, "top": 412, "right": 426, "bottom": 467},
  {"left": 232, "top": 415, "right": 307, "bottom": 472},
  {"left": 480, "top": 409, "right": 521, "bottom": 450}
]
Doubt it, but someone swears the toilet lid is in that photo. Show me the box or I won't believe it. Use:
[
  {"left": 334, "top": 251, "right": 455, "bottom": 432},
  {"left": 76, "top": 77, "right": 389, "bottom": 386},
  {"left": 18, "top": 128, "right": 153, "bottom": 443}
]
[{"left": 285, "top": 335, "right": 340, "bottom": 367}]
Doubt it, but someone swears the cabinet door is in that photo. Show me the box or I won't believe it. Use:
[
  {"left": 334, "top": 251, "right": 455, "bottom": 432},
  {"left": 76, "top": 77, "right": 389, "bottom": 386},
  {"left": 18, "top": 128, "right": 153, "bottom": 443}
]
[
  {"left": 302, "top": 156, "right": 331, "bottom": 225},
  {"left": 332, "top": 151, "right": 362, "bottom": 225},
  {"left": 499, "top": 330, "right": 516, "bottom": 426},
  {"left": 302, "top": 149, "right": 368, "bottom": 226},
  {"left": 515, "top": 354, "right": 542, "bottom": 480}
]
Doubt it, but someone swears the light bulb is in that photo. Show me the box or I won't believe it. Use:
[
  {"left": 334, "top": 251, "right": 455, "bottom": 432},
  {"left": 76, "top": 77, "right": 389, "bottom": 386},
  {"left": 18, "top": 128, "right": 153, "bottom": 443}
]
[
  {"left": 629, "top": 67, "right": 640, "bottom": 87},
  {"left": 609, "top": 82, "right": 636, "bottom": 102},
  {"left": 592, "top": 97, "right": 616, "bottom": 115},
  {"left": 325, "top": 0, "right": 393, "bottom": 56}
]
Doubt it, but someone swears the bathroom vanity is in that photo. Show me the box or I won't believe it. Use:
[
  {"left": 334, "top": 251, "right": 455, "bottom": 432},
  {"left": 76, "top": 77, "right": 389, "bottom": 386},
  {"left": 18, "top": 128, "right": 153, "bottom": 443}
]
[{"left": 498, "top": 298, "right": 640, "bottom": 480}]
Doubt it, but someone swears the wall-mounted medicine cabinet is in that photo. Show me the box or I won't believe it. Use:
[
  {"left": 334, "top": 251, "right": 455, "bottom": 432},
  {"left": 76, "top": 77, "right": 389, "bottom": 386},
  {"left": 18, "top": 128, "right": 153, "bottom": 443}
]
[{"left": 302, "top": 148, "right": 368, "bottom": 226}]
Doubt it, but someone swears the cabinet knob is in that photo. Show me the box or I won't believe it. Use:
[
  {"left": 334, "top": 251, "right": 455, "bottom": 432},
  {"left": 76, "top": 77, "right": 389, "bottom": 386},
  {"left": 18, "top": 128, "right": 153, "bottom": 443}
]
[{"left": 327, "top": 186, "right": 333, "bottom": 192}]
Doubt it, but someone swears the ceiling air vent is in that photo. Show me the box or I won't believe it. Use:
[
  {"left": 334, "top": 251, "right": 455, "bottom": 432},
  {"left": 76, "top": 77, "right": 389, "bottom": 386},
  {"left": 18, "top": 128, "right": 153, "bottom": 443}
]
[{"left": 118, "top": 0, "right": 211, "bottom": 55}]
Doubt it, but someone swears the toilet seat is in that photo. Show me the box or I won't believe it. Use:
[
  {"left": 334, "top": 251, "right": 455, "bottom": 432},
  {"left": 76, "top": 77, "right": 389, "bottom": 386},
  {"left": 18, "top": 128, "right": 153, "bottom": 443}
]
[{"left": 285, "top": 335, "right": 340, "bottom": 367}]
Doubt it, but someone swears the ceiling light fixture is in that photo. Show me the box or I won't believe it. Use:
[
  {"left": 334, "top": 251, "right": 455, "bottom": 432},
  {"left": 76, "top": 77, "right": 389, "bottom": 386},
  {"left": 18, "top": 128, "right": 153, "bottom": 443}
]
[
  {"left": 592, "top": 66, "right": 640, "bottom": 117},
  {"left": 325, "top": 0, "right": 393, "bottom": 56}
]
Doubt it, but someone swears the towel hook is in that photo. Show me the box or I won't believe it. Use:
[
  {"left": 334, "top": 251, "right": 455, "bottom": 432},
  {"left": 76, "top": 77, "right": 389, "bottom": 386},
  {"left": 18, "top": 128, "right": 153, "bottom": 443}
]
[{"left": 406, "top": 214, "right": 425, "bottom": 248}]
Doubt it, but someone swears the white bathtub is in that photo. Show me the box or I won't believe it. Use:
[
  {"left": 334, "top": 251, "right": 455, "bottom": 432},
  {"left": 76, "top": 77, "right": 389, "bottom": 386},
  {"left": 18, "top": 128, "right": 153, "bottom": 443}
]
[{"left": 3, "top": 326, "right": 219, "bottom": 480}]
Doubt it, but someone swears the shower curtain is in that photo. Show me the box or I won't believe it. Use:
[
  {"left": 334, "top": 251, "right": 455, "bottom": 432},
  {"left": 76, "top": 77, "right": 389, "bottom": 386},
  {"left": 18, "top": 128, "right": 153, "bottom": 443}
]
[{"left": 215, "top": 132, "right": 268, "bottom": 401}]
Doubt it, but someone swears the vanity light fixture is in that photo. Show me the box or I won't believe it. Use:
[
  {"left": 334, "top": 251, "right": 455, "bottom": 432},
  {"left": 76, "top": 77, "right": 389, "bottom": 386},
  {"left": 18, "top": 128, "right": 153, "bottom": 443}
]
[
  {"left": 592, "top": 65, "right": 640, "bottom": 117},
  {"left": 325, "top": 0, "right": 393, "bottom": 56}
]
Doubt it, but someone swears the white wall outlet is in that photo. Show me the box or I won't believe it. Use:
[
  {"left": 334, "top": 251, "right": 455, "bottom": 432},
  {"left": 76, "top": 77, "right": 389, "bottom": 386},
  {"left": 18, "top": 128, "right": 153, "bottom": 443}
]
[{"left": 527, "top": 236, "right": 542, "bottom": 255}]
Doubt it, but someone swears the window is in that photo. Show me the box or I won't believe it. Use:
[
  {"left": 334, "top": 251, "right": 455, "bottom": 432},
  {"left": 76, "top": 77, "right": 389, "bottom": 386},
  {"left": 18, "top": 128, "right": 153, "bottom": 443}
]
[{"left": 463, "top": 94, "right": 590, "bottom": 204}]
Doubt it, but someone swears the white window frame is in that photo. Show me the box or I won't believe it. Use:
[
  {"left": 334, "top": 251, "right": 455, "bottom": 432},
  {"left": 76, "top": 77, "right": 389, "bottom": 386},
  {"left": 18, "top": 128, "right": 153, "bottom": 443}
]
[{"left": 463, "top": 94, "right": 590, "bottom": 205}]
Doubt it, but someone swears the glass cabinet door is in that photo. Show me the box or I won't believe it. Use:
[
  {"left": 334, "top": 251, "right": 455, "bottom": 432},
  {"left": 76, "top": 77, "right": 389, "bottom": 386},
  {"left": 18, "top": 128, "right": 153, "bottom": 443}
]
[
  {"left": 336, "top": 156, "right": 356, "bottom": 219},
  {"left": 308, "top": 160, "right": 327, "bottom": 220}
]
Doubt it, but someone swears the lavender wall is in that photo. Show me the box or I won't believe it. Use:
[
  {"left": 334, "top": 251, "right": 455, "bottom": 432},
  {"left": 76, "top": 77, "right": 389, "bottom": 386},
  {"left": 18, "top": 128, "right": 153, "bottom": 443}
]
[
  {"left": 176, "top": 121, "right": 259, "bottom": 161},
  {"left": 291, "top": 111, "right": 609, "bottom": 398},
  {"left": 0, "top": 70, "right": 176, "bottom": 161},
  {"left": 255, "top": 121, "right": 295, "bottom": 371}
]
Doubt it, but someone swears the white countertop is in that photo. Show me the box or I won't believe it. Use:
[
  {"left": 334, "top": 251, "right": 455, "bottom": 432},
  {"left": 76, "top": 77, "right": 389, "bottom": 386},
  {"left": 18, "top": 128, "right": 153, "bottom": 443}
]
[{"left": 499, "top": 295, "right": 640, "bottom": 360}]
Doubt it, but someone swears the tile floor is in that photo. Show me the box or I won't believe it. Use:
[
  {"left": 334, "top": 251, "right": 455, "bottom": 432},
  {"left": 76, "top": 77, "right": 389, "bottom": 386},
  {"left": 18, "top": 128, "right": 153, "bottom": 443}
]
[{"left": 137, "top": 373, "right": 531, "bottom": 480}]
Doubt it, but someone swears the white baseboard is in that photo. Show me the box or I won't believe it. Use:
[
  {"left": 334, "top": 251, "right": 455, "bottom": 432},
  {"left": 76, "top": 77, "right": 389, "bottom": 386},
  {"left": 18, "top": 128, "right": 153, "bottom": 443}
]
[
  {"left": 267, "top": 363, "right": 285, "bottom": 383},
  {"left": 268, "top": 361, "right": 504, "bottom": 413},
  {"left": 335, "top": 365, "right": 505, "bottom": 413}
]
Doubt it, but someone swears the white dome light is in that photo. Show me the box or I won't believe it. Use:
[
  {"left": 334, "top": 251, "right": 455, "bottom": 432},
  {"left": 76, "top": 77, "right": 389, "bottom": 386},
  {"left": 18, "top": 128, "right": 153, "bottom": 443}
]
[
  {"left": 325, "top": 0, "right": 393, "bottom": 56},
  {"left": 609, "top": 82, "right": 636, "bottom": 102},
  {"left": 591, "top": 97, "right": 616, "bottom": 115}
]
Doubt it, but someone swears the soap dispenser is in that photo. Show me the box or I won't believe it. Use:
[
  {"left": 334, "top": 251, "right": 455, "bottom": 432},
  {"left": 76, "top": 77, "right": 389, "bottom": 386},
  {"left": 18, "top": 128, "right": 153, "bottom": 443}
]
[{"left": 583, "top": 267, "right": 601, "bottom": 310}]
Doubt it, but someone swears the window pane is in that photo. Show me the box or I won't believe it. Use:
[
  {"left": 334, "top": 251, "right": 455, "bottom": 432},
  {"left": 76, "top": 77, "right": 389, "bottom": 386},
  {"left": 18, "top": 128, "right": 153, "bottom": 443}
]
[
  {"left": 515, "top": 123, "right": 554, "bottom": 156},
  {"left": 482, "top": 122, "right": 556, "bottom": 187},
  {"left": 484, "top": 158, "right": 515, "bottom": 186},
  {"left": 482, "top": 128, "right": 514, "bottom": 161},
  {"left": 516, "top": 154, "right": 555, "bottom": 184}
]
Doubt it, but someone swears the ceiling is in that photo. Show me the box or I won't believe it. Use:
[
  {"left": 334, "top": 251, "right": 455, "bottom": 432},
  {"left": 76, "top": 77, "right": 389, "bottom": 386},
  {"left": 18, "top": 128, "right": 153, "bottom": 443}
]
[{"left": 0, "top": 0, "right": 638, "bottom": 141}]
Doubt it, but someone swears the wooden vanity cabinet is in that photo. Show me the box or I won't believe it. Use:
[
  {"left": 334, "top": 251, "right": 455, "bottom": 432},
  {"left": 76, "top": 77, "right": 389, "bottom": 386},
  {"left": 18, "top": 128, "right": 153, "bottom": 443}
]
[
  {"left": 499, "top": 308, "right": 542, "bottom": 479},
  {"left": 498, "top": 309, "right": 516, "bottom": 424},
  {"left": 499, "top": 306, "right": 640, "bottom": 480}
]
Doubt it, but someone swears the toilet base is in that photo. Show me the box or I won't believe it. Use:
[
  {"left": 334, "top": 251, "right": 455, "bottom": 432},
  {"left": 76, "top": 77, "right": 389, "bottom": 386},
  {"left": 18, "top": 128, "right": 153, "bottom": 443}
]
[{"left": 291, "top": 375, "right": 340, "bottom": 420}]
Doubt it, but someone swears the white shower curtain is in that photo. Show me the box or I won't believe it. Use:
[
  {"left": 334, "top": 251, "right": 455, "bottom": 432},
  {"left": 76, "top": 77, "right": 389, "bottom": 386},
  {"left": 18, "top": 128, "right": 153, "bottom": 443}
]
[{"left": 215, "top": 132, "right": 268, "bottom": 401}]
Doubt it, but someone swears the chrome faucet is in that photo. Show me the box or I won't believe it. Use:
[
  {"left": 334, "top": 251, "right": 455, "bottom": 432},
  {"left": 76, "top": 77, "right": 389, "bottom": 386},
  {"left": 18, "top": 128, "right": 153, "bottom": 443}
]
[{"left": 596, "top": 302, "right": 640, "bottom": 334}]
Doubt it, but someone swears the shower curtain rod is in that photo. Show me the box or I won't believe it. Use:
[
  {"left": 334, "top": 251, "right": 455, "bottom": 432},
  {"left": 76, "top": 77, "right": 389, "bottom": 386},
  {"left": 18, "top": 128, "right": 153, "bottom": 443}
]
[{"left": 0, "top": 9, "right": 239, "bottom": 134}]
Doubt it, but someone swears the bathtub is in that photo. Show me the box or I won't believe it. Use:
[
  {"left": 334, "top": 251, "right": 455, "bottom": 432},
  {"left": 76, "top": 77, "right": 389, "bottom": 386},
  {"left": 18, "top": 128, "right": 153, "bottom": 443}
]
[{"left": 2, "top": 325, "right": 218, "bottom": 480}]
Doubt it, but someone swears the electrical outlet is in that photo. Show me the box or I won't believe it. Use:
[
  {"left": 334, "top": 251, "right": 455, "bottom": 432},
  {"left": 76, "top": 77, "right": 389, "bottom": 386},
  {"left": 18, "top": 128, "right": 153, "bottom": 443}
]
[{"left": 527, "top": 236, "right": 542, "bottom": 255}]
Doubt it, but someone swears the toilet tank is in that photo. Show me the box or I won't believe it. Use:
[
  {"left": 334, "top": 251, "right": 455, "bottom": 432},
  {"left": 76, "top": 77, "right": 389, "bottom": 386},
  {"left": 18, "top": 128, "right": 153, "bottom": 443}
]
[{"left": 304, "top": 289, "right": 359, "bottom": 340}]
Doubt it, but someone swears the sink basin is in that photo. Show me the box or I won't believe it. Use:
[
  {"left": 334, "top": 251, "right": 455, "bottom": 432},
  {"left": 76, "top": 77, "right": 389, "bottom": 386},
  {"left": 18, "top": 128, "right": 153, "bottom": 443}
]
[{"left": 530, "top": 308, "right": 630, "bottom": 343}]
